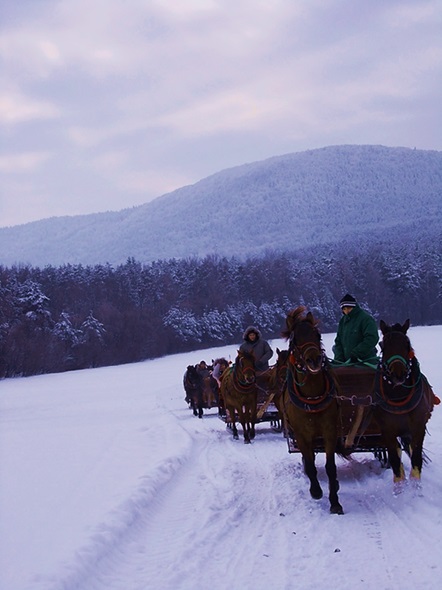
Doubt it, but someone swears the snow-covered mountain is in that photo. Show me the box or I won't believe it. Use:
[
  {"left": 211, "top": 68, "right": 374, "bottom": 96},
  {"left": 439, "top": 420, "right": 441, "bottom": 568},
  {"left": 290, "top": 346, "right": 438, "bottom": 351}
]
[{"left": 1, "top": 145, "right": 441, "bottom": 267}]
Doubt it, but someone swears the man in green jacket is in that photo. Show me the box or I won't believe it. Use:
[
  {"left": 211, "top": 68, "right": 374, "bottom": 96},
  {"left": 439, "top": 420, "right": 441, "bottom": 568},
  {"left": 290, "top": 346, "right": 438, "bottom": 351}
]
[{"left": 333, "top": 294, "right": 379, "bottom": 365}]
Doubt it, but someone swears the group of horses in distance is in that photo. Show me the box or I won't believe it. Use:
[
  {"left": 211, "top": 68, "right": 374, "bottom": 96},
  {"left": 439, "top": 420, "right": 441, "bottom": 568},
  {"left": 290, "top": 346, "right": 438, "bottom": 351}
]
[
  {"left": 183, "top": 306, "right": 438, "bottom": 515},
  {"left": 183, "top": 359, "right": 229, "bottom": 419}
]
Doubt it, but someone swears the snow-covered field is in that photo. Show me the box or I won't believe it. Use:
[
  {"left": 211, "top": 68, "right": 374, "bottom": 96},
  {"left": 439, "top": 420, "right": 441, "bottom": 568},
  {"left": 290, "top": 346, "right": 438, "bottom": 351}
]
[{"left": 1, "top": 326, "right": 441, "bottom": 590}]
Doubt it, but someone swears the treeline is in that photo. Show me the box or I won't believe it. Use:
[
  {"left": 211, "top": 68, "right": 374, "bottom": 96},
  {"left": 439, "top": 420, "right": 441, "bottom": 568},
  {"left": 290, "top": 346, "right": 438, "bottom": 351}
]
[{"left": 0, "top": 238, "right": 440, "bottom": 378}]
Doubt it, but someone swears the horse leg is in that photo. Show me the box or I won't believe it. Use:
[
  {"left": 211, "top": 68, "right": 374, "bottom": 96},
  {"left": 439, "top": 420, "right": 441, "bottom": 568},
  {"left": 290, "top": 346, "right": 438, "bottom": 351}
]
[
  {"left": 218, "top": 391, "right": 225, "bottom": 416},
  {"left": 246, "top": 404, "right": 257, "bottom": 443},
  {"left": 324, "top": 450, "right": 343, "bottom": 515},
  {"left": 243, "top": 415, "right": 255, "bottom": 443},
  {"left": 250, "top": 408, "right": 257, "bottom": 440},
  {"left": 240, "top": 412, "right": 251, "bottom": 444},
  {"left": 227, "top": 405, "right": 239, "bottom": 439},
  {"left": 231, "top": 421, "right": 239, "bottom": 440},
  {"left": 190, "top": 396, "right": 198, "bottom": 416},
  {"left": 386, "top": 439, "right": 405, "bottom": 483},
  {"left": 409, "top": 427, "right": 426, "bottom": 480},
  {"left": 299, "top": 445, "right": 323, "bottom": 500}
]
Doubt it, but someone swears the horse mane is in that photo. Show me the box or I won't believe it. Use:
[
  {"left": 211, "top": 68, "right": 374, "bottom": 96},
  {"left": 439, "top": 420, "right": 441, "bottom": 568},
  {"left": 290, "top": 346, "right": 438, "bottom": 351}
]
[{"left": 281, "top": 306, "right": 319, "bottom": 340}]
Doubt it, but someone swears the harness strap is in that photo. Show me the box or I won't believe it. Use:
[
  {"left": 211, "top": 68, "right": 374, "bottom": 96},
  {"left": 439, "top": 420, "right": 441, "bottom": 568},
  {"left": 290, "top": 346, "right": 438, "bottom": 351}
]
[
  {"left": 374, "top": 364, "right": 424, "bottom": 414},
  {"left": 231, "top": 363, "right": 256, "bottom": 393},
  {"left": 286, "top": 363, "right": 335, "bottom": 413}
]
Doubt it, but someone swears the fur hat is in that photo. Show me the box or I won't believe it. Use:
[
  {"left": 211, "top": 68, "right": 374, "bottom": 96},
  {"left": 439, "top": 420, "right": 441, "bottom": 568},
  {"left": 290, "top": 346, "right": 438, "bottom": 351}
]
[
  {"left": 340, "top": 293, "right": 357, "bottom": 309},
  {"left": 242, "top": 325, "right": 261, "bottom": 340}
]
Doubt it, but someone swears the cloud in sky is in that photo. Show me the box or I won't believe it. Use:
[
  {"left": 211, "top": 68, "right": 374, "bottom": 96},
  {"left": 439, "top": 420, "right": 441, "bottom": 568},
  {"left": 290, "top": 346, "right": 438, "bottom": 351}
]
[{"left": 1, "top": 0, "right": 441, "bottom": 227}]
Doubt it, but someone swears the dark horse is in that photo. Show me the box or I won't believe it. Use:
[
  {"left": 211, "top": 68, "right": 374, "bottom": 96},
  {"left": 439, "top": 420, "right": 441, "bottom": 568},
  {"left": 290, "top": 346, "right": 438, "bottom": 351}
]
[
  {"left": 183, "top": 365, "right": 204, "bottom": 418},
  {"left": 262, "top": 347, "right": 289, "bottom": 427},
  {"left": 220, "top": 349, "right": 257, "bottom": 443},
  {"left": 281, "top": 307, "right": 343, "bottom": 514},
  {"left": 374, "top": 319, "right": 436, "bottom": 485}
]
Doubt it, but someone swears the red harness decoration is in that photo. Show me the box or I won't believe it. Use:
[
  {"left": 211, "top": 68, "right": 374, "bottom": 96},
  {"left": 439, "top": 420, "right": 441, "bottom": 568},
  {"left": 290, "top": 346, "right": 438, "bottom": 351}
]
[{"left": 286, "top": 359, "right": 335, "bottom": 413}]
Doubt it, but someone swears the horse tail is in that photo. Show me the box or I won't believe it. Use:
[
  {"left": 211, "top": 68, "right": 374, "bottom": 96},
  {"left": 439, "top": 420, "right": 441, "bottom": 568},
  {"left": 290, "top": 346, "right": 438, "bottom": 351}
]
[{"left": 335, "top": 437, "right": 352, "bottom": 460}]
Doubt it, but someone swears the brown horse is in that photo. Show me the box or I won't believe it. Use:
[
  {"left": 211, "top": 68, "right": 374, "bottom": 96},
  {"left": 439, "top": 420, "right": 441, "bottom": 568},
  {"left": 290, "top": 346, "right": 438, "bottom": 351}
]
[
  {"left": 220, "top": 349, "right": 257, "bottom": 443},
  {"left": 263, "top": 348, "right": 289, "bottom": 427},
  {"left": 201, "top": 375, "right": 217, "bottom": 409},
  {"left": 374, "top": 319, "right": 436, "bottom": 486},
  {"left": 183, "top": 365, "right": 204, "bottom": 418},
  {"left": 281, "top": 307, "right": 343, "bottom": 514}
]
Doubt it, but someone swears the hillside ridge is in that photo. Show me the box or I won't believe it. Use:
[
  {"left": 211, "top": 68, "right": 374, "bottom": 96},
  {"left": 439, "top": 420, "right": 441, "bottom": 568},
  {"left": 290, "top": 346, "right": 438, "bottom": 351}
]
[{"left": 1, "top": 144, "right": 441, "bottom": 267}]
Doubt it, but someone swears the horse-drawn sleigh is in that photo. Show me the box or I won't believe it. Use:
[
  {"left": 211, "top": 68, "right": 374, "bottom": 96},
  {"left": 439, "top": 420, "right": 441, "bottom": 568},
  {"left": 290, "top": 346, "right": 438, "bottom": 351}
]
[
  {"left": 217, "top": 347, "right": 287, "bottom": 436},
  {"left": 280, "top": 306, "right": 437, "bottom": 513},
  {"left": 183, "top": 361, "right": 219, "bottom": 419},
  {"left": 215, "top": 307, "right": 437, "bottom": 513}
]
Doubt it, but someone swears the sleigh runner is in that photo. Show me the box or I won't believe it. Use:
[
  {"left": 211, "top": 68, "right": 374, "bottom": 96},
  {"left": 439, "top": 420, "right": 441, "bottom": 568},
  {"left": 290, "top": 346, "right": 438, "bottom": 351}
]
[{"left": 218, "top": 349, "right": 288, "bottom": 430}]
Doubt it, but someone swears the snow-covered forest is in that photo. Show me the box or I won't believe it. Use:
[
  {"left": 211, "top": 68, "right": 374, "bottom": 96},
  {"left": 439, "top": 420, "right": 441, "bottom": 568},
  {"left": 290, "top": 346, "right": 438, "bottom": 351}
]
[{"left": 1, "top": 233, "right": 440, "bottom": 378}]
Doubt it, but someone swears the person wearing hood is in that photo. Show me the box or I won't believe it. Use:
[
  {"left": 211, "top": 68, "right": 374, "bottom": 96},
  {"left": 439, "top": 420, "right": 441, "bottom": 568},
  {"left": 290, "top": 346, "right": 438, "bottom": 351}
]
[
  {"left": 333, "top": 294, "right": 379, "bottom": 365},
  {"left": 239, "top": 326, "right": 273, "bottom": 373}
]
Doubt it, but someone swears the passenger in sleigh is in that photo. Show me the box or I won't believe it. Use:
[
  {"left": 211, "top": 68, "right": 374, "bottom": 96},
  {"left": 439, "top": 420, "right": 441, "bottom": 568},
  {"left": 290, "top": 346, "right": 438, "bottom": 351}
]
[
  {"left": 332, "top": 293, "right": 379, "bottom": 368},
  {"left": 239, "top": 325, "right": 273, "bottom": 374}
]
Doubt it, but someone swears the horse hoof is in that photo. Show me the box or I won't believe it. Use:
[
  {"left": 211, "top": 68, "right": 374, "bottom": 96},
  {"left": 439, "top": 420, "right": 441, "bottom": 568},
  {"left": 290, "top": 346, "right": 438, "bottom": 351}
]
[
  {"left": 310, "top": 486, "right": 323, "bottom": 500},
  {"left": 330, "top": 503, "right": 344, "bottom": 515}
]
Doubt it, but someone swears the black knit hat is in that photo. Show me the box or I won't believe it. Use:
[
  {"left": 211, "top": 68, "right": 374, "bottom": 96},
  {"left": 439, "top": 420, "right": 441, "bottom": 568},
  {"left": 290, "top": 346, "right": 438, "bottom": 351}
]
[{"left": 340, "top": 293, "right": 357, "bottom": 309}]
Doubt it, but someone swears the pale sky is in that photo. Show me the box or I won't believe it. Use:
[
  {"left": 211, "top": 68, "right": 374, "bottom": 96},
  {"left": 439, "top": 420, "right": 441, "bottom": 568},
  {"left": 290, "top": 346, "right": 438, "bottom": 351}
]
[{"left": 1, "top": 0, "right": 441, "bottom": 228}]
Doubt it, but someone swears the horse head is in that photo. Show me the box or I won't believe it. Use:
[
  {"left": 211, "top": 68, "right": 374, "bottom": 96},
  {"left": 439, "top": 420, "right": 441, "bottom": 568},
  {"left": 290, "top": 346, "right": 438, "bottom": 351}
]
[
  {"left": 267, "top": 347, "right": 289, "bottom": 392},
  {"left": 379, "top": 319, "right": 413, "bottom": 386},
  {"left": 185, "top": 364, "right": 201, "bottom": 388},
  {"left": 275, "top": 347, "right": 289, "bottom": 381},
  {"left": 282, "top": 306, "right": 324, "bottom": 374},
  {"left": 235, "top": 349, "right": 256, "bottom": 385}
]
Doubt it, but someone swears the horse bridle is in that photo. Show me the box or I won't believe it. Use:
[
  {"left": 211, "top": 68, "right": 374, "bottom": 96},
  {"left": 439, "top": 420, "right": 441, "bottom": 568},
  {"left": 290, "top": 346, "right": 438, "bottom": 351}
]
[
  {"left": 380, "top": 332, "right": 413, "bottom": 386},
  {"left": 289, "top": 339, "right": 326, "bottom": 376},
  {"left": 234, "top": 355, "right": 256, "bottom": 389}
]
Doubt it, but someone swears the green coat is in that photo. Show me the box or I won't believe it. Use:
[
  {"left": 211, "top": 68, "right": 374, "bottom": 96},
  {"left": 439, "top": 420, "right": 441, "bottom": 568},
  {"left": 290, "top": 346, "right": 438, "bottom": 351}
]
[{"left": 333, "top": 305, "right": 379, "bottom": 364}]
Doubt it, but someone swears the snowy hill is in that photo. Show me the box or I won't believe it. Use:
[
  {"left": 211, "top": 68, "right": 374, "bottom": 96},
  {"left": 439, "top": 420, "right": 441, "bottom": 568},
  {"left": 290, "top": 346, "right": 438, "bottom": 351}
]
[
  {"left": 1, "top": 145, "right": 441, "bottom": 267},
  {"left": 1, "top": 327, "right": 441, "bottom": 590}
]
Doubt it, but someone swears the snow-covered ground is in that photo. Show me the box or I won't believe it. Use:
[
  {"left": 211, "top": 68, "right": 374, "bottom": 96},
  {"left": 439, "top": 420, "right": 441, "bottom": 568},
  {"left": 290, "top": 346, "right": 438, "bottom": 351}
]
[{"left": 1, "top": 326, "right": 441, "bottom": 590}]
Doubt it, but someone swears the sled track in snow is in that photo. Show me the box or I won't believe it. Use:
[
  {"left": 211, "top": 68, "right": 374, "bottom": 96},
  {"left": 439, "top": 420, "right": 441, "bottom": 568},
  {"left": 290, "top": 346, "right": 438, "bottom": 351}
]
[{"left": 37, "top": 410, "right": 442, "bottom": 590}]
